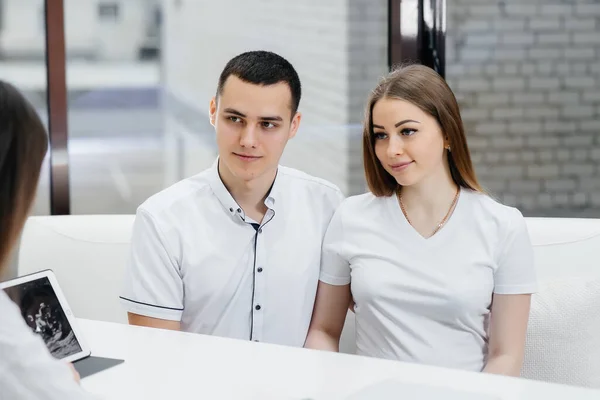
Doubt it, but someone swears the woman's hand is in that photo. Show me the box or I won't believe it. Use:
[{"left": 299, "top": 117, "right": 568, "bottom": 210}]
[{"left": 68, "top": 363, "right": 81, "bottom": 383}]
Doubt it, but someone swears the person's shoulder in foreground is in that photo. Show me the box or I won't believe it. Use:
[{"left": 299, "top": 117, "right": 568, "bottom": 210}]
[
  {"left": 0, "top": 291, "right": 97, "bottom": 399},
  {"left": 0, "top": 79, "right": 96, "bottom": 399}
]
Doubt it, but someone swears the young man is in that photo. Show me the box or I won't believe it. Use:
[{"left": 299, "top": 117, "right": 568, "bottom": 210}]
[{"left": 120, "top": 51, "right": 344, "bottom": 347}]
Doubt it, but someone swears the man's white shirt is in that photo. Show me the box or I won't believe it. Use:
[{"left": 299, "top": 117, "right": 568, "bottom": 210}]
[{"left": 121, "top": 159, "right": 344, "bottom": 347}]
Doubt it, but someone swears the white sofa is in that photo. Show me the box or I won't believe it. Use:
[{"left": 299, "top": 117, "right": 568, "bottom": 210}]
[
  {"left": 17, "top": 215, "right": 135, "bottom": 324},
  {"left": 14, "top": 215, "right": 600, "bottom": 388},
  {"left": 520, "top": 217, "right": 600, "bottom": 388}
]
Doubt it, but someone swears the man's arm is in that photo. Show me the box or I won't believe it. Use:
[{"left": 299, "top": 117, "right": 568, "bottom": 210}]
[
  {"left": 127, "top": 313, "right": 181, "bottom": 331},
  {"left": 121, "top": 209, "right": 185, "bottom": 329}
]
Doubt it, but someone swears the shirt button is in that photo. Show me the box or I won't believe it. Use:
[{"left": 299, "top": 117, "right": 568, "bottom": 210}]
[
  {"left": 229, "top": 207, "right": 233, "bottom": 212},
  {"left": 258, "top": 228, "right": 263, "bottom": 234},
  {"left": 237, "top": 208, "right": 242, "bottom": 213},
  {"left": 255, "top": 305, "right": 261, "bottom": 310},
  {"left": 257, "top": 267, "right": 263, "bottom": 273}
]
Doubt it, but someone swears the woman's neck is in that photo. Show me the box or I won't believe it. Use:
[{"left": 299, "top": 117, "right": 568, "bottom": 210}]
[
  {"left": 398, "top": 162, "right": 460, "bottom": 235},
  {"left": 400, "top": 175, "right": 458, "bottom": 214}
]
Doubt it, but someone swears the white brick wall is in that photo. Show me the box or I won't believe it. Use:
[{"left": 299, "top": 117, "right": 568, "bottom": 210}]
[
  {"left": 447, "top": 0, "right": 600, "bottom": 215},
  {"left": 161, "top": 0, "right": 387, "bottom": 194}
]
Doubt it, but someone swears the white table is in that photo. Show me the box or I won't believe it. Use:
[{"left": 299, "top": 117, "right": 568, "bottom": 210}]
[{"left": 79, "top": 319, "right": 599, "bottom": 399}]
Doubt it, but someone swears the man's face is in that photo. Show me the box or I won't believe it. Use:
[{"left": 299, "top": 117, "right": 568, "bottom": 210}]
[{"left": 210, "top": 75, "right": 301, "bottom": 184}]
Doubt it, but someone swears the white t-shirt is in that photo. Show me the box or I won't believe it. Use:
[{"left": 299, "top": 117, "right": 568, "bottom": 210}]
[
  {"left": 0, "top": 291, "right": 96, "bottom": 400},
  {"left": 121, "top": 159, "right": 344, "bottom": 347},
  {"left": 320, "top": 189, "right": 537, "bottom": 372}
]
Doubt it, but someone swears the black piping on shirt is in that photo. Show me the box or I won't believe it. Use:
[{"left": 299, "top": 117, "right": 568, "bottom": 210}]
[
  {"left": 248, "top": 210, "right": 275, "bottom": 341},
  {"left": 249, "top": 225, "right": 259, "bottom": 340},
  {"left": 119, "top": 296, "right": 184, "bottom": 311}
]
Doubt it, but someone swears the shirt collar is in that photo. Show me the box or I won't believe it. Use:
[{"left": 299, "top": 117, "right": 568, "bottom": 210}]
[{"left": 208, "top": 157, "right": 281, "bottom": 221}]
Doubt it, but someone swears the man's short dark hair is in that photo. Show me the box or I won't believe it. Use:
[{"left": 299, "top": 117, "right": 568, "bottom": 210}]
[{"left": 216, "top": 50, "right": 302, "bottom": 115}]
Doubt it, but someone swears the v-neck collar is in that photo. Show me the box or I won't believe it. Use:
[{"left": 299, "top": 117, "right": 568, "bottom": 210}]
[{"left": 388, "top": 187, "right": 465, "bottom": 245}]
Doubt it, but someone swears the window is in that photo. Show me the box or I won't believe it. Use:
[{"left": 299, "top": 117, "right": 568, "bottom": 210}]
[{"left": 98, "top": 2, "right": 119, "bottom": 22}]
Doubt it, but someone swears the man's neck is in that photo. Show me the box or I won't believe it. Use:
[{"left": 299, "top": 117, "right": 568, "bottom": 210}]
[{"left": 218, "top": 162, "right": 276, "bottom": 221}]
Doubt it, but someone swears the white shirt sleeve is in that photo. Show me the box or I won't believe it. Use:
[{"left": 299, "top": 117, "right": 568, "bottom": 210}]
[
  {"left": 493, "top": 208, "right": 538, "bottom": 295},
  {"left": 319, "top": 205, "right": 351, "bottom": 286},
  {"left": 120, "top": 208, "right": 184, "bottom": 321},
  {"left": 0, "top": 292, "right": 98, "bottom": 400}
]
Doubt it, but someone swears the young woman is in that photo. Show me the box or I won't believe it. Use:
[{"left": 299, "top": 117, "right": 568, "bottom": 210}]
[
  {"left": 305, "top": 65, "right": 537, "bottom": 376},
  {"left": 0, "top": 81, "right": 96, "bottom": 398}
]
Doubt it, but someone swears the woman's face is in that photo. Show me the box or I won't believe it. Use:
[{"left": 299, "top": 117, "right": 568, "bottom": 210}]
[{"left": 372, "top": 97, "right": 449, "bottom": 188}]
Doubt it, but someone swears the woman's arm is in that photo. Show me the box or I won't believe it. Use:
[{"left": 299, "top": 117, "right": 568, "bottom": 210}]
[
  {"left": 483, "top": 293, "right": 532, "bottom": 376},
  {"left": 304, "top": 282, "right": 351, "bottom": 352}
]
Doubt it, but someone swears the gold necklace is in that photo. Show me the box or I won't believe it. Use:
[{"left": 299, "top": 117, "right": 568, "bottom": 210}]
[{"left": 398, "top": 186, "right": 460, "bottom": 238}]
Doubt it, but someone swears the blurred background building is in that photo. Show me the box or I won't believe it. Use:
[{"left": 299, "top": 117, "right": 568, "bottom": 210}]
[{"left": 0, "top": 0, "right": 598, "bottom": 218}]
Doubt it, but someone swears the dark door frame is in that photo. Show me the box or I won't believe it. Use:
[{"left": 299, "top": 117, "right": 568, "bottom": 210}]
[
  {"left": 388, "top": 0, "right": 446, "bottom": 77},
  {"left": 44, "top": 0, "right": 70, "bottom": 215}
]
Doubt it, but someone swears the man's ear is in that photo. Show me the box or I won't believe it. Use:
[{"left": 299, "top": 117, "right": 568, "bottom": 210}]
[
  {"left": 289, "top": 111, "right": 302, "bottom": 140},
  {"left": 209, "top": 97, "right": 217, "bottom": 127}
]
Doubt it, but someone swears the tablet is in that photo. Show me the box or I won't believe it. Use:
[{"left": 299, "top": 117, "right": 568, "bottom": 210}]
[{"left": 0, "top": 270, "right": 91, "bottom": 363}]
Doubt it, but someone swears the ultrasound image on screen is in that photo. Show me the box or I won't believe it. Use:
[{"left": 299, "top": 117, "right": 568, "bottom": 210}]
[{"left": 3, "top": 277, "right": 81, "bottom": 359}]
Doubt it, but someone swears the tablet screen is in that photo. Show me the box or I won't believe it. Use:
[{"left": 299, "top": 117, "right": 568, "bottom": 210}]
[{"left": 3, "top": 276, "right": 82, "bottom": 359}]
